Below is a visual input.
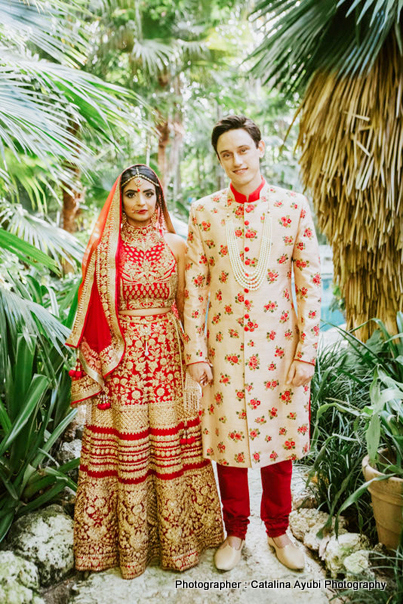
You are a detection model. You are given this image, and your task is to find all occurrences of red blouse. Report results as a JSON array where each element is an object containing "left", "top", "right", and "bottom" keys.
[{"left": 118, "top": 220, "right": 177, "bottom": 311}]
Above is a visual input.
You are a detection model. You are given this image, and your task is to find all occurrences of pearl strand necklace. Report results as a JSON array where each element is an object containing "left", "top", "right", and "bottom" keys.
[{"left": 225, "top": 208, "right": 273, "bottom": 291}]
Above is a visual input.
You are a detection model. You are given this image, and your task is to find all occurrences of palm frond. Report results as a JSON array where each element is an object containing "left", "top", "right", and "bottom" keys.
[
  {"left": 0, "top": 229, "right": 58, "bottom": 272},
  {"left": 0, "top": 0, "right": 149, "bottom": 189},
  {"left": 177, "top": 39, "right": 211, "bottom": 62},
  {"left": 0, "top": 48, "right": 148, "bottom": 184},
  {"left": 0, "top": 151, "right": 68, "bottom": 212},
  {"left": 0, "top": 287, "right": 70, "bottom": 361},
  {"left": 47, "top": 63, "right": 147, "bottom": 133},
  {"left": 0, "top": 57, "right": 90, "bottom": 169},
  {"left": 250, "top": 0, "right": 402, "bottom": 96},
  {"left": 130, "top": 39, "right": 173, "bottom": 75},
  {"left": 0, "top": 0, "right": 89, "bottom": 66},
  {"left": 0, "top": 204, "right": 84, "bottom": 266}
]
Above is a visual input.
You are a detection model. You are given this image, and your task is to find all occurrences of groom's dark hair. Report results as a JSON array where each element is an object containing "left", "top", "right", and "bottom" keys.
[{"left": 211, "top": 115, "right": 262, "bottom": 155}]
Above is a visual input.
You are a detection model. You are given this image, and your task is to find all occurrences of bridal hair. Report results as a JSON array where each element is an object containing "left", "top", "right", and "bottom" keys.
[
  {"left": 211, "top": 115, "right": 262, "bottom": 155},
  {"left": 122, "top": 165, "right": 159, "bottom": 190}
]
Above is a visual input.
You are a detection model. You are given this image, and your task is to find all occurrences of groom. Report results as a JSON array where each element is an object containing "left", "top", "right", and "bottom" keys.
[{"left": 183, "top": 115, "right": 321, "bottom": 571}]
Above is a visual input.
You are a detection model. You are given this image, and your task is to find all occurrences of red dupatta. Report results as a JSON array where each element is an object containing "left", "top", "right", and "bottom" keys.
[{"left": 66, "top": 165, "right": 174, "bottom": 405}]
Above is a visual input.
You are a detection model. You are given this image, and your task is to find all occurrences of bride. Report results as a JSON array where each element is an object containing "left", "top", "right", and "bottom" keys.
[{"left": 67, "top": 164, "right": 223, "bottom": 579}]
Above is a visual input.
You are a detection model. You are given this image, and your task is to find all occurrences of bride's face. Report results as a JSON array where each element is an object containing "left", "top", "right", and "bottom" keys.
[{"left": 122, "top": 177, "right": 157, "bottom": 227}]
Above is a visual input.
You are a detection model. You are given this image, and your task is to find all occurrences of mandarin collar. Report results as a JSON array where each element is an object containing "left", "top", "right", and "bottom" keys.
[{"left": 230, "top": 177, "right": 265, "bottom": 204}]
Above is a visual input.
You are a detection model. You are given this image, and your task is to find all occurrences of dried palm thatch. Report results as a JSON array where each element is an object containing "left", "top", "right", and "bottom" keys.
[
  {"left": 250, "top": 0, "right": 403, "bottom": 340},
  {"left": 297, "top": 34, "right": 403, "bottom": 339}
]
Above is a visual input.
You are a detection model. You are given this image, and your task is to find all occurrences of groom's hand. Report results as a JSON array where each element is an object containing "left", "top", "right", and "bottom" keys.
[
  {"left": 187, "top": 362, "right": 213, "bottom": 387},
  {"left": 286, "top": 360, "right": 314, "bottom": 387}
]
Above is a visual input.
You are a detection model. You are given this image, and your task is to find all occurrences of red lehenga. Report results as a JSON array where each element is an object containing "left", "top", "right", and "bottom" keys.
[{"left": 67, "top": 172, "right": 223, "bottom": 579}]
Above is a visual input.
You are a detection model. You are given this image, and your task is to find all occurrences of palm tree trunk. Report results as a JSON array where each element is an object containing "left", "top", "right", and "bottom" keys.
[
  {"left": 61, "top": 168, "right": 83, "bottom": 234},
  {"left": 61, "top": 122, "right": 83, "bottom": 235},
  {"left": 157, "top": 118, "right": 170, "bottom": 189},
  {"left": 170, "top": 77, "right": 184, "bottom": 200}
]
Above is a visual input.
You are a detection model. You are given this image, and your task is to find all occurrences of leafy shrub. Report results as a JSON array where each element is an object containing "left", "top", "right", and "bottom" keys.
[
  {"left": 0, "top": 234, "right": 81, "bottom": 541},
  {"left": 0, "top": 332, "right": 78, "bottom": 542},
  {"left": 308, "top": 341, "right": 376, "bottom": 540},
  {"left": 308, "top": 315, "right": 403, "bottom": 542}
]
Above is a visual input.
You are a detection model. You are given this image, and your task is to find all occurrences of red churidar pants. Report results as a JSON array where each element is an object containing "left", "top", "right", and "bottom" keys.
[{"left": 216, "top": 461, "right": 292, "bottom": 539}]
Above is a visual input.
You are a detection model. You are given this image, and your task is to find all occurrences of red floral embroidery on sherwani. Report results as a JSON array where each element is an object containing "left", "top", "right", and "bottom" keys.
[
  {"left": 184, "top": 181, "right": 321, "bottom": 468},
  {"left": 73, "top": 218, "right": 223, "bottom": 579}
]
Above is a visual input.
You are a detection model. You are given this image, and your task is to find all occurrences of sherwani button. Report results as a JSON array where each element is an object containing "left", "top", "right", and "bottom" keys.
[
  {"left": 245, "top": 314, "right": 249, "bottom": 319},
  {"left": 244, "top": 220, "right": 250, "bottom": 226},
  {"left": 244, "top": 288, "right": 249, "bottom": 293},
  {"left": 244, "top": 247, "right": 250, "bottom": 252}
]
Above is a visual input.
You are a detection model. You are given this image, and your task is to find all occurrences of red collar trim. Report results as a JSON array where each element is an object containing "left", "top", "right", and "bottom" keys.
[{"left": 230, "top": 177, "right": 265, "bottom": 204}]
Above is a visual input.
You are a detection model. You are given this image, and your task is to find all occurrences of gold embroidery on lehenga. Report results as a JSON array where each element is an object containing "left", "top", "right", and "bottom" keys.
[{"left": 74, "top": 217, "right": 224, "bottom": 579}]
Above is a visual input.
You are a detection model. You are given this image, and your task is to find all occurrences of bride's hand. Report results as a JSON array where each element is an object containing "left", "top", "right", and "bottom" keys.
[{"left": 187, "top": 362, "right": 213, "bottom": 387}]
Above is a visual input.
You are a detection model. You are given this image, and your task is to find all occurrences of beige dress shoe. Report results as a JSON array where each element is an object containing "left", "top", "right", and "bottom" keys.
[
  {"left": 267, "top": 536, "right": 305, "bottom": 571},
  {"left": 214, "top": 539, "right": 245, "bottom": 571}
]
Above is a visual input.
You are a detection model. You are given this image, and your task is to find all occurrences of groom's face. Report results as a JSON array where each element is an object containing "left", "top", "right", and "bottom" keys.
[{"left": 216, "top": 128, "right": 265, "bottom": 190}]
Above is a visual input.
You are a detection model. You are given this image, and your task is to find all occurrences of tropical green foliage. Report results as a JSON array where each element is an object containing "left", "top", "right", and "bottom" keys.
[
  {"left": 0, "top": 330, "right": 77, "bottom": 542},
  {"left": 0, "top": 0, "right": 147, "bottom": 205},
  {"left": 0, "top": 203, "right": 84, "bottom": 265},
  {"left": 309, "top": 341, "right": 375, "bottom": 539},
  {"left": 366, "top": 369, "right": 403, "bottom": 474},
  {"left": 250, "top": 0, "right": 403, "bottom": 96},
  {"left": 331, "top": 314, "right": 403, "bottom": 475},
  {"left": 308, "top": 313, "right": 403, "bottom": 541},
  {"left": 0, "top": 209, "right": 82, "bottom": 373}
]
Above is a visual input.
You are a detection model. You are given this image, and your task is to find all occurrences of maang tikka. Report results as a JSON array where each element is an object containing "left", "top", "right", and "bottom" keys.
[{"left": 123, "top": 166, "right": 161, "bottom": 190}]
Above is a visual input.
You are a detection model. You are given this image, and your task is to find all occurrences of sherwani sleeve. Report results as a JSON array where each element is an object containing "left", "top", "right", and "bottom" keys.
[
  {"left": 292, "top": 196, "right": 321, "bottom": 365},
  {"left": 183, "top": 205, "right": 210, "bottom": 364}
]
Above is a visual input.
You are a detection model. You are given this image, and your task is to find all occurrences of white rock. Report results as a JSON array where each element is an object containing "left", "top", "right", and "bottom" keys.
[
  {"left": 343, "top": 550, "right": 375, "bottom": 580},
  {"left": 6, "top": 504, "right": 74, "bottom": 587},
  {"left": 289, "top": 508, "right": 330, "bottom": 542},
  {"left": 289, "top": 508, "right": 348, "bottom": 555},
  {"left": 0, "top": 551, "right": 45, "bottom": 604},
  {"left": 56, "top": 439, "right": 82, "bottom": 465},
  {"left": 324, "top": 533, "right": 371, "bottom": 578},
  {"left": 291, "top": 465, "right": 318, "bottom": 510}
]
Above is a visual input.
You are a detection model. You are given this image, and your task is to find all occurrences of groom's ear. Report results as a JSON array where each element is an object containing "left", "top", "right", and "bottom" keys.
[{"left": 258, "top": 140, "right": 265, "bottom": 157}]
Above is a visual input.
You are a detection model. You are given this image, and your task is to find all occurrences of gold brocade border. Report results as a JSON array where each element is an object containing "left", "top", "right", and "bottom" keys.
[
  {"left": 97, "top": 181, "right": 125, "bottom": 372},
  {"left": 71, "top": 372, "right": 101, "bottom": 404},
  {"left": 79, "top": 350, "right": 104, "bottom": 387},
  {"left": 68, "top": 175, "right": 125, "bottom": 404},
  {"left": 66, "top": 253, "right": 96, "bottom": 348}
]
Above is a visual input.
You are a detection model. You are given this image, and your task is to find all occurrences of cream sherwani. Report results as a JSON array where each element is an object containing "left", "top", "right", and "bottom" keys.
[{"left": 184, "top": 181, "right": 321, "bottom": 468}]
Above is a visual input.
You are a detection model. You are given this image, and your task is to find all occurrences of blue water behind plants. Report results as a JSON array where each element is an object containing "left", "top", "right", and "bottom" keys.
[{"left": 320, "top": 276, "right": 345, "bottom": 331}]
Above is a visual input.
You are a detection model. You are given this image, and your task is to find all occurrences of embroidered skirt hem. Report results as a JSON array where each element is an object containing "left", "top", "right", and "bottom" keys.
[{"left": 73, "top": 314, "right": 223, "bottom": 579}]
